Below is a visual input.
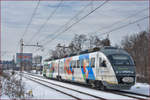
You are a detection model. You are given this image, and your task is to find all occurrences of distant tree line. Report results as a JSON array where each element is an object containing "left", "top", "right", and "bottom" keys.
[
  {"left": 121, "top": 31, "right": 149, "bottom": 83},
  {"left": 48, "top": 31, "right": 149, "bottom": 83},
  {"left": 50, "top": 34, "right": 110, "bottom": 59}
]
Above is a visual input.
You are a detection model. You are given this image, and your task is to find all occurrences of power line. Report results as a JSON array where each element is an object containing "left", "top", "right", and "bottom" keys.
[
  {"left": 37, "top": 1, "right": 93, "bottom": 44},
  {"left": 33, "top": 1, "right": 148, "bottom": 59},
  {"left": 21, "top": 0, "right": 40, "bottom": 38},
  {"left": 89, "top": 7, "right": 149, "bottom": 36},
  {"left": 42, "top": 0, "right": 109, "bottom": 47},
  {"left": 32, "top": 1, "right": 93, "bottom": 54},
  {"left": 42, "top": 15, "right": 148, "bottom": 58},
  {"left": 42, "top": 0, "right": 109, "bottom": 57},
  {"left": 26, "top": 0, "right": 63, "bottom": 45},
  {"left": 25, "top": 7, "right": 149, "bottom": 54},
  {"left": 97, "top": 16, "right": 149, "bottom": 37}
]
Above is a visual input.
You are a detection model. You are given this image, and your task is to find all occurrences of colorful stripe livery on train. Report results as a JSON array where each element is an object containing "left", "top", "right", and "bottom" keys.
[{"left": 43, "top": 46, "right": 136, "bottom": 90}]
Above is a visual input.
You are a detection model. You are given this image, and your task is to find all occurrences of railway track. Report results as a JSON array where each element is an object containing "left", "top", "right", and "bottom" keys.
[
  {"left": 23, "top": 74, "right": 106, "bottom": 100},
  {"left": 23, "top": 72, "right": 149, "bottom": 99},
  {"left": 110, "top": 90, "right": 149, "bottom": 99}
]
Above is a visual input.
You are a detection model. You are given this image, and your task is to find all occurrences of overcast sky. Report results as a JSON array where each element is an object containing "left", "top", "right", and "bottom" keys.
[{"left": 1, "top": 0, "right": 149, "bottom": 60}]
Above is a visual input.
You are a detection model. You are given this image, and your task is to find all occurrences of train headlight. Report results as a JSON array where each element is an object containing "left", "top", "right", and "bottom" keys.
[
  {"left": 122, "top": 77, "right": 134, "bottom": 83},
  {"left": 116, "top": 71, "right": 119, "bottom": 74}
]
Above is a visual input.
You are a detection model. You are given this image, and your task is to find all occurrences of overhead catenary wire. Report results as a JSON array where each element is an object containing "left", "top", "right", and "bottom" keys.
[
  {"left": 23, "top": 6, "right": 149, "bottom": 55},
  {"left": 26, "top": 0, "right": 63, "bottom": 45},
  {"left": 42, "top": 15, "right": 149, "bottom": 59},
  {"left": 41, "top": 0, "right": 109, "bottom": 57},
  {"left": 36, "top": 1, "right": 93, "bottom": 44},
  {"left": 33, "top": 1, "right": 102, "bottom": 53},
  {"left": 21, "top": 0, "right": 41, "bottom": 38},
  {"left": 32, "top": 1, "right": 93, "bottom": 54},
  {"left": 41, "top": 0, "right": 109, "bottom": 47},
  {"left": 29, "top": 7, "right": 149, "bottom": 53},
  {"left": 96, "top": 16, "right": 149, "bottom": 37},
  {"left": 88, "top": 7, "right": 149, "bottom": 36}
]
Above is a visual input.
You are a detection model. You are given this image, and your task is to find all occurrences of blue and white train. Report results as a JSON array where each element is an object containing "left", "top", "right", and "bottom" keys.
[{"left": 43, "top": 46, "right": 136, "bottom": 90}]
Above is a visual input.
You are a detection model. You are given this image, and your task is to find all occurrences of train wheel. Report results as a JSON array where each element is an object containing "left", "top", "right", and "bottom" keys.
[
  {"left": 59, "top": 76, "right": 62, "bottom": 81},
  {"left": 98, "top": 82, "right": 106, "bottom": 91},
  {"left": 95, "top": 81, "right": 100, "bottom": 88},
  {"left": 100, "top": 83, "right": 107, "bottom": 91}
]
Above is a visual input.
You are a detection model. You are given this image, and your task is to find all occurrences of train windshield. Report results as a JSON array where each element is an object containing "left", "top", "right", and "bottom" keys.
[{"left": 107, "top": 54, "right": 134, "bottom": 66}]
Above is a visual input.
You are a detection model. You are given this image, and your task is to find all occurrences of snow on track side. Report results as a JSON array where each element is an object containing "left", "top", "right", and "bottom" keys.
[
  {"left": 111, "top": 91, "right": 149, "bottom": 99},
  {"left": 24, "top": 73, "right": 135, "bottom": 99},
  {"left": 26, "top": 72, "right": 150, "bottom": 99},
  {"left": 23, "top": 77, "right": 74, "bottom": 99},
  {"left": 24, "top": 75, "right": 105, "bottom": 100}
]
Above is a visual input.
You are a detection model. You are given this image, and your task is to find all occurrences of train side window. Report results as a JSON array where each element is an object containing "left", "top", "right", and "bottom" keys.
[
  {"left": 81, "top": 60, "right": 84, "bottom": 68},
  {"left": 72, "top": 61, "right": 74, "bottom": 68},
  {"left": 77, "top": 60, "right": 80, "bottom": 68},
  {"left": 73, "top": 61, "right": 76, "bottom": 68},
  {"left": 91, "top": 58, "right": 95, "bottom": 68},
  {"left": 87, "top": 59, "right": 89, "bottom": 66},
  {"left": 70, "top": 61, "right": 73, "bottom": 68},
  {"left": 99, "top": 58, "right": 102, "bottom": 67}
]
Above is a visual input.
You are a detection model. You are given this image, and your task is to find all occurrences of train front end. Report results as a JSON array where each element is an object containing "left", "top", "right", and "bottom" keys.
[{"left": 101, "top": 47, "right": 136, "bottom": 90}]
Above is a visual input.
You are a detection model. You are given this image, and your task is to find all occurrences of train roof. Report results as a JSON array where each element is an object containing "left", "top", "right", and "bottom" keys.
[
  {"left": 44, "top": 46, "right": 130, "bottom": 61},
  {"left": 100, "top": 46, "right": 129, "bottom": 56}
]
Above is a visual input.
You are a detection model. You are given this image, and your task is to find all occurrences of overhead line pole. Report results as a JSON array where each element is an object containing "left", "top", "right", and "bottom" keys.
[
  {"left": 19, "top": 38, "right": 23, "bottom": 98},
  {"left": 19, "top": 38, "right": 42, "bottom": 98}
]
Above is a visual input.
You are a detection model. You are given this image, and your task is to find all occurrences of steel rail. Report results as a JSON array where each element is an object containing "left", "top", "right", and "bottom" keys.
[
  {"left": 24, "top": 76, "right": 83, "bottom": 100},
  {"left": 24, "top": 72, "right": 149, "bottom": 99},
  {"left": 24, "top": 74, "right": 106, "bottom": 100}
]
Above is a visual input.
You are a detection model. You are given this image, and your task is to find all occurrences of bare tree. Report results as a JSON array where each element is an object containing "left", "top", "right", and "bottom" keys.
[
  {"left": 121, "top": 31, "right": 149, "bottom": 83},
  {"left": 50, "top": 34, "right": 112, "bottom": 59},
  {"left": 0, "top": 71, "right": 25, "bottom": 99}
]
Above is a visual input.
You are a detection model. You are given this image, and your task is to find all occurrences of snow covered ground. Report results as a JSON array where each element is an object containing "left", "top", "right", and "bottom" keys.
[
  {"left": 124, "top": 83, "right": 150, "bottom": 96},
  {"left": 1, "top": 71, "right": 149, "bottom": 99},
  {"left": 24, "top": 74, "right": 143, "bottom": 99},
  {"left": 0, "top": 95, "right": 9, "bottom": 99},
  {"left": 23, "top": 77, "right": 74, "bottom": 99},
  {"left": 28, "top": 72, "right": 150, "bottom": 96},
  {"left": 24, "top": 72, "right": 150, "bottom": 99}
]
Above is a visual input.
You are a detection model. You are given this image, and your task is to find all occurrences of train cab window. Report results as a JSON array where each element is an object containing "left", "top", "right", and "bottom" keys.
[
  {"left": 91, "top": 58, "right": 95, "bottom": 68},
  {"left": 101, "top": 60, "right": 107, "bottom": 67}
]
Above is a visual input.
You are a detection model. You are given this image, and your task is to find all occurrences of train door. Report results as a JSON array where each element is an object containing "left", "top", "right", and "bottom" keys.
[
  {"left": 96, "top": 52, "right": 109, "bottom": 81},
  {"left": 59, "top": 59, "right": 65, "bottom": 80}
]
